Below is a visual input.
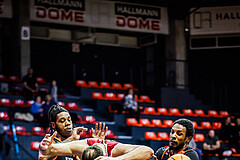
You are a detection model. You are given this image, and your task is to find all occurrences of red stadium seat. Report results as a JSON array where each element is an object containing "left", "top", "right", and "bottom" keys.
[
  {"left": 183, "top": 109, "right": 194, "bottom": 116},
  {"left": 143, "top": 107, "right": 157, "bottom": 115},
  {"left": 31, "top": 141, "right": 40, "bottom": 151},
  {"left": 58, "top": 101, "right": 66, "bottom": 108},
  {"left": 15, "top": 126, "right": 31, "bottom": 135},
  {"left": 157, "top": 108, "right": 168, "bottom": 115},
  {"left": 158, "top": 132, "right": 169, "bottom": 141},
  {"left": 212, "top": 122, "right": 222, "bottom": 129},
  {"left": 194, "top": 109, "right": 206, "bottom": 117},
  {"left": 139, "top": 118, "right": 154, "bottom": 127},
  {"left": 0, "top": 98, "right": 12, "bottom": 107},
  {"left": 104, "top": 93, "right": 117, "bottom": 100},
  {"left": 99, "top": 82, "right": 111, "bottom": 89},
  {"left": 123, "top": 83, "right": 134, "bottom": 90},
  {"left": 169, "top": 108, "right": 182, "bottom": 116},
  {"left": 66, "top": 102, "right": 82, "bottom": 111},
  {"left": 36, "top": 77, "right": 47, "bottom": 84},
  {"left": 75, "top": 115, "right": 85, "bottom": 124},
  {"left": 92, "top": 92, "right": 104, "bottom": 100},
  {"left": 0, "top": 74, "right": 7, "bottom": 81},
  {"left": 163, "top": 120, "right": 173, "bottom": 128},
  {"left": 126, "top": 118, "right": 142, "bottom": 126},
  {"left": 134, "top": 95, "right": 143, "bottom": 103},
  {"left": 140, "top": 95, "right": 155, "bottom": 103},
  {"left": 208, "top": 110, "right": 219, "bottom": 117},
  {"left": 219, "top": 111, "right": 229, "bottom": 117},
  {"left": 12, "top": 99, "right": 26, "bottom": 107},
  {"left": 116, "top": 93, "right": 125, "bottom": 101},
  {"left": 26, "top": 100, "right": 34, "bottom": 107},
  {"left": 32, "top": 127, "right": 46, "bottom": 136},
  {"left": 111, "top": 83, "right": 123, "bottom": 90},
  {"left": 151, "top": 119, "right": 162, "bottom": 127},
  {"left": 194, "top": 133, "right": 205, "bottom": 142},
  {"left": 105, "top": 130, "right": 118, "bottom": 139},
  {"left": 145, "top": 131, "right": 160, "bottom": 140},
  {"left": 201, "top": 121, "right": 212, "bottom": 129},
  {"left": 0, "top": 112, "right": 9, "bottom": 120},
  {"left": 84, "top": 115, "right": 96, "bottom": 124},
  {"left": 8, "top": 75, "right": 21, "bottom": 83},
  {"left": 76, "top": 80, "right": 88, "bottom": 87},
  {"left": 192, "top": 121, "right": 200, "bottom": 129},
  {"left": 88, "top": 81, "right": 99, "bottom": 88}
]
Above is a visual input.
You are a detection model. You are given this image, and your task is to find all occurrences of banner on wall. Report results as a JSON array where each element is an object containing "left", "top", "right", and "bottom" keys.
[
  {"left": 0, "top": 0, "right": 12, "bottom": 18},
  {"left": 30, "top": 0, "right": 169, "bottom": 34},
  {"left": 190, "top": 6, "right": 240, "bottom": 35}
]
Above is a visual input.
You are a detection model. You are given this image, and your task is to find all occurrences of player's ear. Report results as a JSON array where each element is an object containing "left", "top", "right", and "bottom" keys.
[
  {"left": 51, "top": 122, "right": 56, "bottom": 129},
  {"left": 186, "top": 136, "right": 192, "bottom": 143}
]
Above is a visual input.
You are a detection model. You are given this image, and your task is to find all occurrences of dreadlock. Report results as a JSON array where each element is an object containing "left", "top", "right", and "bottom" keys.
[{"left": 48, "top": 104, "right": 68, "bottom": 135}]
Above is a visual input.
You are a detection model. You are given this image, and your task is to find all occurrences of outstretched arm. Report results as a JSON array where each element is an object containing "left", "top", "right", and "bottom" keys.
[
  {"left": 96, "top": 143, "right": 154, "bottom": 160},
  {"left": 39, "top": 131, "right": 87, "bottom": 159}
]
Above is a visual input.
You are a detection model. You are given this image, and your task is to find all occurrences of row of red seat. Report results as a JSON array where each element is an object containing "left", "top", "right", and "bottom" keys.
[
  {"left": 141, "top": 107, "right": 229, "bottom": 118},
  {"left": 145, "top": 131, "right": 205, "bottom": 142},
  {"left": 115, "top": 106, "right": 229, "bottom": 118},
  {"left": 92, "top": 92, "right": 156, "bottom": 103},
  {"left": 0, "top": 111, "right": 96, "bottom": 124},
  {"left": 0, "top": 74, "right": 49, "bottom": 85},
  {"left": 0, "top": 98, "right": 82, "bottom": 111},
  {"left": 76, "top": 80, "right": 138, "bottom": 91},
  {"left": 126, "top": 118, "right": 222, "bottom": 130},
  {"left": 3, "top": 124, "right": 117, "bottom": 140}
]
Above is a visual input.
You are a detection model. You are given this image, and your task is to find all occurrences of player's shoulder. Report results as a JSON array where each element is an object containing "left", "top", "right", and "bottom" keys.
[
  {"left": 154, "top": 146, "right": 168, "bottom": 157},
  {"left": 184, "top": 147, "right": 199, "bottom": 160}
]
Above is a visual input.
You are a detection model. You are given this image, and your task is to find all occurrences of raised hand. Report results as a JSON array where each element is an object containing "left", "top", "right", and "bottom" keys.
[
  {"left": 38, "top": 131, "right": 57, "bottom": 160},
  {"left": 71, "top": 126, "right": 88, "bottom": 141},
  {"left": 91, "top": 122, "right": 108, "bottom": 140}
]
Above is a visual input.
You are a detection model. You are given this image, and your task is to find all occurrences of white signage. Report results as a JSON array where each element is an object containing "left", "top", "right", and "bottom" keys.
[
  {"left": 0, "top": 0, "right": 12, "bottom": 18},
  {"left": 190, "top": 6, "right": 240, "bottom": 35},
  {"left": 21, "top": 26, "right": 30, "bottom": 40},
  {"left": 30, "top": 0, "right": 169, "bottom": 34}
]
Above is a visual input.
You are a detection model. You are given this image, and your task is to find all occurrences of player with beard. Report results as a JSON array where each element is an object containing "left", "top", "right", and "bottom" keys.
[
  {"left": 154, "top": 118, "right": 199, "bottom": 160},
  {"left": 39, "top": 104, "right": 108, "bottom": 160}
]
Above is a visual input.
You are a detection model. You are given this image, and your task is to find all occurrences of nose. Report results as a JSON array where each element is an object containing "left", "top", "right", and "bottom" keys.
[
  {"left": 65, "top": 120, "right": 71, "bottom": 126},
  {"left": 170, "top": 132, "right": 177, "bottom": 139}
]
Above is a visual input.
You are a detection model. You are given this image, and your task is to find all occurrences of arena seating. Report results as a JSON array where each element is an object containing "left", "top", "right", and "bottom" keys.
[{"left": 1, "top": 76, "right": 238, "bottom": 160}]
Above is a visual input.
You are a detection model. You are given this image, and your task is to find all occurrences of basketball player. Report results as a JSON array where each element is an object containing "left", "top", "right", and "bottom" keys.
[
  {"left": 39, "top": 104, "right": 108, "bottom": 160},
  {"left": 154, "top": 118, "right": 199, "bottom": 160},
  {"left": 39, "top": 129, "right": 154, "bottom": 160}
]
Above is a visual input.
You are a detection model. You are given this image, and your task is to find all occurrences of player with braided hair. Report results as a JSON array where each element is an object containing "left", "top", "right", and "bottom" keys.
[{"left": 39, "top": 104, "right": 108, "bottom": 160}]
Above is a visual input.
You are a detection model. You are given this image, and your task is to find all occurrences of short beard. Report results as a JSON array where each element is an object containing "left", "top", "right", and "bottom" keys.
[{"left": 169, "top": 142, "right": 185, "bottom": 151}]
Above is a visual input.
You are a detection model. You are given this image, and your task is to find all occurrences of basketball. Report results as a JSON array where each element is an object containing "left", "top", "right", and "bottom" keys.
[{"left": 167, "top": 154, "right": 191, "bottom": 160}]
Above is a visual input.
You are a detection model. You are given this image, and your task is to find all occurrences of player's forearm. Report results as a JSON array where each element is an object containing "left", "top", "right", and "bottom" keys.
[
  {"left": 48, "top": 143, "right": 73, "bottom": 156},
  {"left": 116, "top": 146, "right": 154, "bottom": 160}
]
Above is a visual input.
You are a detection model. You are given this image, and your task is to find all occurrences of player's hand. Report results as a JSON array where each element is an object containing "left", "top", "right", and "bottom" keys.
[
  {"left": 152, "top": 155, "right": 157, "bottom": 160},
  {"left": 38, "top": 132, "right": 57, "bottom": 160},
  {"left": 39, "top": 131, "right": 57, "bottom": 152},
  {"left": 71, "top": 126, "right": 88, "bottom": 140},
  {"left": 91, "top": 122, "right": 108, "bottom": 140}
]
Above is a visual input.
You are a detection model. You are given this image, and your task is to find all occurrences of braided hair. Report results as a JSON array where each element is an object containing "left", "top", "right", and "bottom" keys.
[{"left": 48, "top": 104, "right": 68, "bottom": 135}]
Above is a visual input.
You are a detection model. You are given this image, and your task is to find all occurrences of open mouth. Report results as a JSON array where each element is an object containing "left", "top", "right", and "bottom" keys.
[{"left": 169, "top": 141, "right": 177, "bottom": 146}]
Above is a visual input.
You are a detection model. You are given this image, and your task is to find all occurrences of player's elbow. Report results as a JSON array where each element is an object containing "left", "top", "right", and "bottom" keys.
[{"left": 143, "top": 146, "right": 154, "bottom": 159}]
